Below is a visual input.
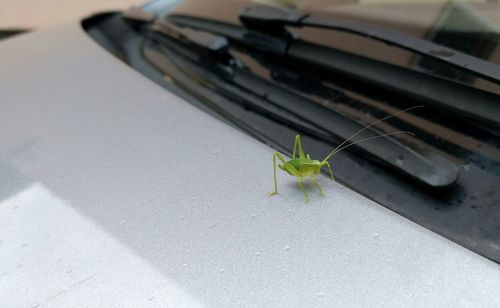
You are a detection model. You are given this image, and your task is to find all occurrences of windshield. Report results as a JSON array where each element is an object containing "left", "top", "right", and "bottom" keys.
[{"left": 168, "top": 0, "right": 500, "bottom": 93}]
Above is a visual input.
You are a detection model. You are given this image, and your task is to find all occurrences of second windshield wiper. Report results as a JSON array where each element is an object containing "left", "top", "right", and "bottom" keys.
[
  {"left": 239, "top": 5, "right": 500, "bottom": 85},
  {"left": 168, "top": 6, "right": 500, "bottom": 131}
]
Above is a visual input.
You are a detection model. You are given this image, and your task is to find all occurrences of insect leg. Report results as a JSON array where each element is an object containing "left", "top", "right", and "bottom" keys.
[
  {"left": 292, "top": 136, "right": 298, "bottom": 159},
  {"left": 297, "top": 135, "right": 306, "bottom": 159},
  {"left": 296, "top": 180, "right": 310, "bottom": 203},
  {"left": 293, "top": 135, "right": 306, "bottom": 159},
  {"left": 269, "top": 152, "right": 305, "bottom": 201},
  {"left": 268, "top": 152, "right": 280, "bottom": 197},
  {"left": 269, "top": 152, "right": 301, "bottom": 197},
  {"left": 274, "top": 152, "right": 301, "bottom": 177},
  {"left": 324, "top": 161, "right": 335, "bottom": 181},
  {"left": 310, "top": 175, "right": 325, "bottom": 197}
]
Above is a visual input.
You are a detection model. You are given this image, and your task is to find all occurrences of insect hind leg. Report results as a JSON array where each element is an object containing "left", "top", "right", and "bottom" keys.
[
  {"left": 292, "top": 135, "right": 306, "bottom": 159},
  {"left": 269, "top": 151, "right": 300, "bottom": 197}
]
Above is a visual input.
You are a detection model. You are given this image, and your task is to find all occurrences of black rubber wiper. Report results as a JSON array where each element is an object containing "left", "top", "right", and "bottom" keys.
[
  {"left": 240, "top": 5, "right": 500, "bottom": 85},
  {"left": 126, "top": 10, "right": 459, "bottom": 187},
  {"left": 168, "top": 9, "right": 500, "bottom": 131}
]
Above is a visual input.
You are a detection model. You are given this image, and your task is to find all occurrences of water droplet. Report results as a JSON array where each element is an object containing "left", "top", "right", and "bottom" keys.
[
  {"left": 219, "top": 268, "right": 226, "bottom": 274},
  {"left": 250, "top": 214, "right": 256, "bottom": 219},
  {"left": 346, "top": 251, "right": 351, "bottom": 256},
  {"left": 317, "top": 292, "right": 324, "bottom": 298},
  {"left": 21, "top": 242, "right": 29, "bottom": 248},
  {"left": 56, "top": 258, "right": 63, "bottom": 263},
  {"left": 66, "top": 267, "right": 73, "bottom": 273},
  {"left": 119, "top": 219, "right": 127, "bottom": 225},
  {"left": 183, "top": 263, "right": 188, "bottom": 268},
  {"left": 373, "top": 233, "right": 379, "bottom": 239},
  {"left": 179, "top": 215, "right": 184, "bottom": 220},
  {"left": 284, "top": 245, "right": 291, "bottom": 251},
  {"left": 191, "top": 197, "right": 197, "bottom": 201},
  {"left": 254, "top": 252, "right": 261, "bottom": 256},
  {"left": 148, "top": 296, "right": 156, "bottom": 301},
  {"left": 207, "top": 223, "right": 218, "bottom": 229}
]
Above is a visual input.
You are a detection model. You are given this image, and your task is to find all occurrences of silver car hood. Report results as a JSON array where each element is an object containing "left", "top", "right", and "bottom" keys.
[{"left": 0, "top": 23, "right": 499, "bottom": 307}]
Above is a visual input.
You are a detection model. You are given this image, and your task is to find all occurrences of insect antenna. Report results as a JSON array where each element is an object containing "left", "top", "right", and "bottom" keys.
[
  {"left": 323, "top": 131, "right": 414, "bottom": 161},
  {"left": 322, "top": 105, "right": 423, "bottom": 162}
]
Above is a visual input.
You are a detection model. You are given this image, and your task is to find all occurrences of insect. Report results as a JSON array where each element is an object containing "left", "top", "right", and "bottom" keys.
[{"left": 268, "top": 106, "right": 420, "bottom": 203}]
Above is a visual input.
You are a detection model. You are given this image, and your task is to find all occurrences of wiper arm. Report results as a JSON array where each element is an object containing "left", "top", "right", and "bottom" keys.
[
  {"left": 240, "top": 5, "right": 500, "bottom": 85},
  {"left": 168, "top": 11, "right": 500, "bottom": 131},
  {"left": 127, "top": 10, "right": 459, "bottom": 187}
]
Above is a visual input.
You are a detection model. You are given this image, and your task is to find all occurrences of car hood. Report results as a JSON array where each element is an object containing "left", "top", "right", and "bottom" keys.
[{"left": 0, "top": 22, "right": 499, "bottom": 307}]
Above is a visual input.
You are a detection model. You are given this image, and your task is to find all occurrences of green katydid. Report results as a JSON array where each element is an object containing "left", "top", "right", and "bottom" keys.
[{"left": 268, "top": 106, "right": 421, "bottom": 203}]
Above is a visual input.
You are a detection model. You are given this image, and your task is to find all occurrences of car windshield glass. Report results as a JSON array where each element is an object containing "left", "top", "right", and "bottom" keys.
[{"left": 167, "top": 0, "right": 500, "bottom": 93}]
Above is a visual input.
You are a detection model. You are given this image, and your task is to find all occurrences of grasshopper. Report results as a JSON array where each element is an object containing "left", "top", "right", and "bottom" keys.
[{"left": 268, "top": 106, "right": 420, "bottom": 202}]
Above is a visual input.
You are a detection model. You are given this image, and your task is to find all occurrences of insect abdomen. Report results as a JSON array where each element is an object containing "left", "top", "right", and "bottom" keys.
[{"left": 283, "top": 159, "right": 321, "bottom": 176}]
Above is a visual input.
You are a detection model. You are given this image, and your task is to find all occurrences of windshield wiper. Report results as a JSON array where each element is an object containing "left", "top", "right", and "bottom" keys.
[
  {"left": 239, "top": 5, "right": 500, "bottom": 85},
  {"left": 168, "top": 8, "right": 500, "bottom": 132},
  {"left": 126, "top": 10, "right": 459, "bottom": 187}
]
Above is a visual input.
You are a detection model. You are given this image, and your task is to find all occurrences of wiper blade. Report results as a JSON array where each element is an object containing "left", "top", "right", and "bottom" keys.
[
  {"left": 231, "top": 70, "right": 459, "bottom": 187},
  {"left": 240, "top": 5, "right": 500, "bottom": 85},
  {"left": 288, "top": 41, "right": 500, "bottom": 131},
  {"left": 134, "top": 13, "right": 459, "bottom": 187},
  {"left": 168, "top": 12, "right": 500, "bottom": 131}
]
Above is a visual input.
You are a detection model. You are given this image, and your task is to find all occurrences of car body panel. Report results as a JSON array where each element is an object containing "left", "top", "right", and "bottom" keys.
[{"left": 0, "top": 22, "right": 499, "bottom": 307}]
